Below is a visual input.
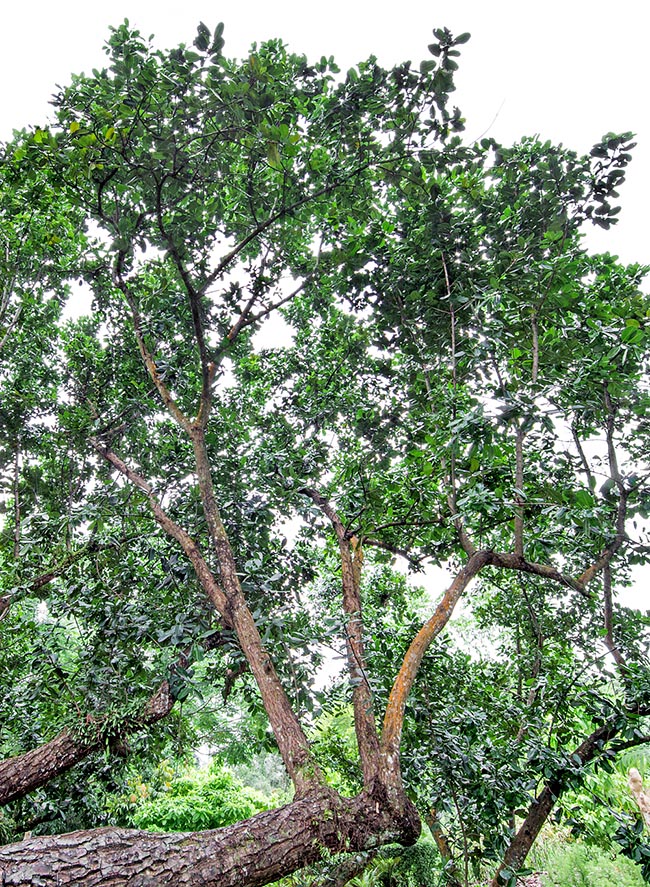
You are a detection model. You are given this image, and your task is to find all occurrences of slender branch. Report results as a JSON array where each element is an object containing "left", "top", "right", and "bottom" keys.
[
  {"left": 514, "top": 425, "right": 525, "bottom": 559},
  {"left": 571, "top": 425, "right": 595, "bottom": 491},
  {"left": 89, "top": 439, "right": 229, "bottom": 618},
  {"left": 362, "top": 537, "right": 424, "bottom": 570},
  {"left": 531, "top": 311, "right": 539, "bottom": 384},
  {"left": 381, "top": 549, "right": 493, "bottom": 755},
  {"left": 440, "top": 253, "right": 476, "bottom": 557},
  {"left": 0, "top": 302, "right": 23, "bottom": 353},
  {"left": 441, "top": 458, "right": 476, "bottom": 557},
  {"left": 611, "top": 734, "right": 650, "bottom": 753},
  {"left": 515, "top": 581, "right": 544, "bottom": 743},
  {"left": 577, "top": 390, "right": 628, "bottom": 587},
  {"left": 300, "top": 486, "right": 381, "bottom": 782},
  {"left": 490, "top": 551, "right": 588, "bottom": 595},
  {"left": 225, "top": 277, "right": 308, "bottom": 345},
  {"left": 0, "top": 538, "right": 138, "bottom": 625},
  {"left": 12, "top": 438, "right": 21, "bottom": 560},
  {"left": 603, "top": 563, "right": 626, "bottom": 669},
  {"left": 114, "top": 258, "right": 191, "bottom": 432},
  {"left": 201, "top": 162, "right": 376, "bottom": 296},
  {"left": 154, "top": 175, "right": 211, "bottom": 409}
]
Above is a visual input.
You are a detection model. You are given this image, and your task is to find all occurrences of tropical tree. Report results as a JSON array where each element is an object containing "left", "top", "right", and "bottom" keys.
[{"left": 0, "top": 19, "right": 648, "bottom": 887}]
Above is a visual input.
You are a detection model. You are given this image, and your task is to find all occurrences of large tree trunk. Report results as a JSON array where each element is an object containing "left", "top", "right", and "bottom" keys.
[
  {"left": 0, "top": 785, "right": 420, "bottom": 887},
  {"left": 0, "top": 682, "right": 173, "bottom": 807}
]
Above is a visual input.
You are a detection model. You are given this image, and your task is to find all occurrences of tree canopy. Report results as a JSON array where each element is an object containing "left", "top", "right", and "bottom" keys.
[{"left": 0, "top": 20, "right": 649, "bottom": 887}]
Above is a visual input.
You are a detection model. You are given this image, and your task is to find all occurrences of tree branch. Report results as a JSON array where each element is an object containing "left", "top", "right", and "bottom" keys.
[
  {"left": 153, "top": 175, "right": 212, "bottom": 414},
  {"left": 381, "top": 549, "right": 493, "bottom": 755},
  {"left": 299, "top": 486, "right": 380, "bottom": 783},
  {"left": 576, "top": 390, "right": 629, "bottom": 588},
  {"left": 114, "top": 254, "right": 191, "bottom": 432},
  {"left": 0, "top": 679, "right": 175, "bottom": 807},
  {"left": 89, "top": 439, "right": 230, "bottom": 618},
  {"left": 514, "top": 425, "right": 525, "bottom": 559}
]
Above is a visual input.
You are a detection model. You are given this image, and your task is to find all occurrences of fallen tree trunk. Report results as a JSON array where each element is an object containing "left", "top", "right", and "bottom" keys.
[{"left": 0, "top": 786, "right": 419, "bottom": 887}]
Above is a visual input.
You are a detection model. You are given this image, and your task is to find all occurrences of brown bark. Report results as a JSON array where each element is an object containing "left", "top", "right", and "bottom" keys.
[
  {"left": 189, "top": 427, "right": 319, "bottom": 795},
  {"left": 0, "top": 682, "right": 173, "bottom": 807},
  {"left": 299, "top": 487, "right": 380, "bottom": 783},
  {"left": 382, "top": 550, "right": 493, "bottom": 755},
  {"left": 514, "top": 425, "right": 525, "bottom": 559},
  {"left": 0, "top": 786, "right": 419, "bottom": 887},
  {"left": 12, "top": 440, "right": 21, "bottom": 560}
]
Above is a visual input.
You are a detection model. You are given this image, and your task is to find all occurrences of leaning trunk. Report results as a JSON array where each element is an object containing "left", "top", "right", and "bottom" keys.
[
  {"left": 0, "top": 786, "right": 420, "bottom": 887},
  {"left": 0, "top": 682, "right": 173, "bottom": 807},
  {"left": 491, "top": 722, "right": 617, "bottom": 885}
]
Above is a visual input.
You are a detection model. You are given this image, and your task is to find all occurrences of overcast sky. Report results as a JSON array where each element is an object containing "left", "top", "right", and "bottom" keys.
[{"left": 1, "top": 0, "right": 647, "bottom": 265}]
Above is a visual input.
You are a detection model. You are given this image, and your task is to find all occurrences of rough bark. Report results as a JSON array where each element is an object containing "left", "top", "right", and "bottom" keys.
[
  {"left": 190, "top": 427, "right": 318, "bottom": 795},
  {"left": 0, "top": 681, "right": 173, "bottom": 807},
  {"left": 299, "top": 487, "right": 381, "bottom": 783},
  {"left": 0, "top": 787, "right": 419, "bottom": 887}
]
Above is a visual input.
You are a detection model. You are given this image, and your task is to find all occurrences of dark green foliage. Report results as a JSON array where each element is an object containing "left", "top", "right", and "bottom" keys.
[{"left": 0, "top": 18, "right": 649, "bottom": 887}]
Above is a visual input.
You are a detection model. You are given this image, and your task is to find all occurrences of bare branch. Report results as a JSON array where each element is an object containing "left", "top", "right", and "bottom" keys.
[
  {"left": 153, "top": 175, "right": 212, "bottom": 410},
  {"left": 571, "top": 425, "right": 596, "bottom": 491},
  {"left": 514, "top": 425, "right": 525, "bottom": 559},
  {"left": 531, "top": 311, "right": 539, "bottom": 384},
  {"left": 89, "top": 439, "right": 229, "bottom": 618},
  {"left": 603, "top": 563, "right": 627, "bottom": 669},
  {"left": 224, "top": 277, "right": 308, "bottom": 349},
  {"left": 382, "top": 549, "right": 493, "bottom": 755},
  {"left": 362, "top": 537, "right": 424, "bottom": 570},
  {"left": 577, "top": 389, "right": 629, "bottom": 587}
]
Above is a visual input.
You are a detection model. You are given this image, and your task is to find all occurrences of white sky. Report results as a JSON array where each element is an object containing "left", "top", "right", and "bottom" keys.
[{"left": 1, "top": 0, "right": 647, "bottom": 265}]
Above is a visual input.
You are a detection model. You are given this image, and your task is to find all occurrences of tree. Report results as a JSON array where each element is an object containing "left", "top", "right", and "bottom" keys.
[{"left": 0, "top": 20, "right": 648, "bottom": 886}]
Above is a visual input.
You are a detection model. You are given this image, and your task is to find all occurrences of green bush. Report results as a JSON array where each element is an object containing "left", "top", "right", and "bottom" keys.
[
  {"left": 127, "top": 762, "right": 268, "bottom": 832},
  {"left": 346, "top": 839, "right": 441, "bottom": 887},
  {"left": 539, "top": 841, "right": 646, "bottom": 887}
]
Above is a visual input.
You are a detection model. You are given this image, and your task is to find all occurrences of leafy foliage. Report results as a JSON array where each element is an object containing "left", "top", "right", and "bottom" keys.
[
  {"left": 116, "top": 761, "right": 268, "bottom": 832},
  {"left": 0, "top": 17, "right": 649, "bottom": 887}
]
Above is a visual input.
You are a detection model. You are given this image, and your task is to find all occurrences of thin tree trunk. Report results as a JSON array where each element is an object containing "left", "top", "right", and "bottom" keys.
[
  {"left": 299, "top": 487, "right": 381, "bottom": 783},
  {"left": 12, "top": 439, "right": 21, "bottom": 560},
  {"left": 490, "top": 723, "right": 615, "bottom": 885},
  {"left": 190, "top": 426, "right": 319, "bottom": 795},
  {"left": 0, "top": 786, "right": 419, "bottom": 887}
]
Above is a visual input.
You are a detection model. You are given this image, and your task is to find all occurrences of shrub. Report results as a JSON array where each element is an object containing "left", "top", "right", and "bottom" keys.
[
  {"left": 128, "top": 762, "right": 268, "bottom": 832},
  {"left": 539, "top": 840, "right": 645, "bottom": 887}
]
